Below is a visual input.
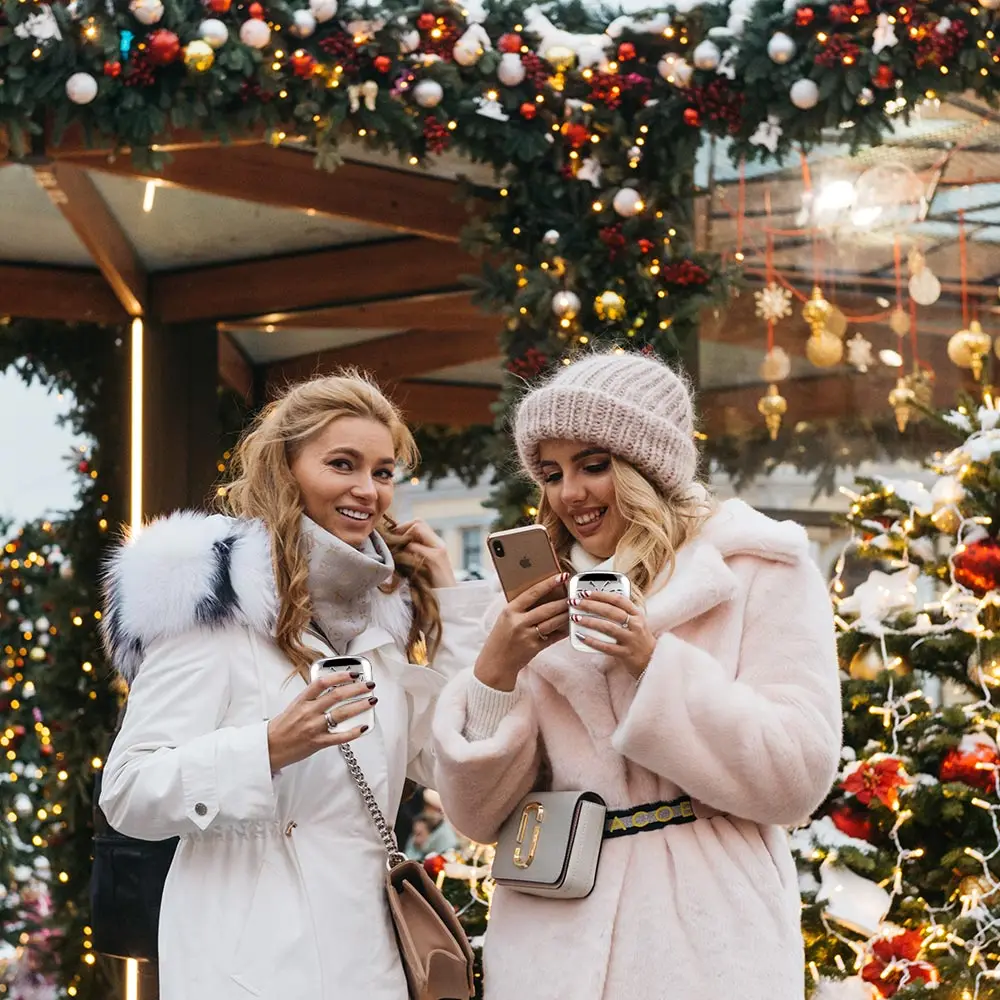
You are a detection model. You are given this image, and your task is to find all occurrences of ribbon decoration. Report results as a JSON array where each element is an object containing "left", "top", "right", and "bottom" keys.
[{"left": 348, "top": 80, "right": 379, "bottom": 113}]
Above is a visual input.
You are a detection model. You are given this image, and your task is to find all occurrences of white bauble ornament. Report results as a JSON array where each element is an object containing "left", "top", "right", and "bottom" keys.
[
  {"left": 290, "top": 10, "right": 316, "bottom": 37},
  {"left": 767, "top": 31, "right": 795, "bottom": 63},
  {"left": 790, "top": 78, "right": 819, "bottom": 109},
  {"left": 413, "top": 79, "right": 444, "bottom": 108},
  {"left": 308, "top": 0, "right": 337, "bottom": 22},
  {"left": 551, "top": 290, "right": 581, "bottom": 320},
  {"left": 6, "top": 599, "right": 19, "bottom": 611},
  {"left": 35, "top": 616, "right": 50, "bottom": 632},
  {"left": 542, "top": 229, "right": 560, "bottom": 245},
  {"left": 497, "top": 52, "right": 526, "bottom": 87},
  {"left": 400, "top": 28, "right": 420, "bottom": 53},
  {"left": 658, "top": 53, "right": 692, "bottom": 87},
  {"left": 65, "top": 71, "right": 98, "bottom": 105},
  {"left": 909, "top": 267, "right": 941, "bottom": 306},
  {"left": 612, "top": 188, "right": 644, "bottom": 217},
  {"left": 199, "top": 18, "right": 228, "bottom": 48},
  {"left": 453, "top": 39, "right": 481, "bottom": 66},
  {"left": 692, "top": 39, "right": 721, "bottom": 71},
  {"left": 129, "top": 0, "right": 163, "bottom": 24},
  {"left": 239, "top": 18, "right": 271, "bottom": 47}
]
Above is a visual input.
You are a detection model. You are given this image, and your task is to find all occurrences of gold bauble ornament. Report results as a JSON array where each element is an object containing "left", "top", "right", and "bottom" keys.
[
  {"left": 889, "top": 307, "right": 911, "bottom": 337},
  {"left": 757, "top": 383, "right": 787, "bottom": 441},
  {"left": 888, "top": 376, "right": 915, "bottom": 432},
  {"left": 826, "top": 305, "right": 848, "bottom": 339},
  {"left": 948, "top": 320, "right": 992, "bottom": 380},
  {"left": 958, "top": 873, "right": 996, "bottom": 904},
  {"left": 849, "top": 644, "right": 911, "bottom": 680},
  {"left": 759, "top": 346, "right": 791, "bottom": 383},
  {"left": 802, "top": 285, "right": 832, "bottom": 333},
  {"left": 806, "top": 329, "right": 843, "bottom": 367},
  {"left": 544, "top": 44, "right": 577, "bottom": 73},
  {"left": 930, "top": 506, "right": 961, "bottom": 534},
  {"left": 183, "top": 38, "right": 215, "bottom": 73},
  {"left": 593, "top": 290, "right": 626, "bottom": 322}
]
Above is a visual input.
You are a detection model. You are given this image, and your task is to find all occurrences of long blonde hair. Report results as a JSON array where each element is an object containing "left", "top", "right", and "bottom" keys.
[
  {"left": 220, "top": 371, "right": 441, "bottom": 678},
  {"left": 537, "top": 458, "right": 714, "bottom": 598}
]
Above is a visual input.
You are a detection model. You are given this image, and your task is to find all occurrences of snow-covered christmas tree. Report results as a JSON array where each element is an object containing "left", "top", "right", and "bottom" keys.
[{"left": 796, "top": 397, "right": 1000, "bottom": 999}]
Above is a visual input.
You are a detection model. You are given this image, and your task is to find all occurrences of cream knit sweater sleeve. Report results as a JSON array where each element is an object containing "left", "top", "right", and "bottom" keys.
[{"left": 463, "top": 675, "right": 521, "bottom": 741}]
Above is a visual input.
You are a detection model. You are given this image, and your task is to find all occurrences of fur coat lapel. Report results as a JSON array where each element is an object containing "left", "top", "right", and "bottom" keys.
[
  {"left": 100, "top": 510, "right": 412, "bottom": 683},
  {"left": 528, "top": 499, "right": 810, "bottom": 747}
]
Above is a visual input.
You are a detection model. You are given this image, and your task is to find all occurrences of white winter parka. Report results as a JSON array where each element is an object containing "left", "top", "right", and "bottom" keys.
[{"left": 98, "top": 512, "right": 491, "bottom": 1000}]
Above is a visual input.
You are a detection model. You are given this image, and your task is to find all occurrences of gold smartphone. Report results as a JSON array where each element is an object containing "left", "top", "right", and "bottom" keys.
[{"left": 487, "top": 525, "right": 566, "bottom": 607}]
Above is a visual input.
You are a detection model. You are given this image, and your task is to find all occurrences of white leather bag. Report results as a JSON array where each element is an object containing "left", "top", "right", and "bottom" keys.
[{"left": 492, "top": 791, "right": 607, "bottom": 900}]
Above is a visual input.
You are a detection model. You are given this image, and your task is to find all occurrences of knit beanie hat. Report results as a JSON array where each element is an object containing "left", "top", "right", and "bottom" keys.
[{"left": 513, "top": 351, "right": 698, "bottom": 497}]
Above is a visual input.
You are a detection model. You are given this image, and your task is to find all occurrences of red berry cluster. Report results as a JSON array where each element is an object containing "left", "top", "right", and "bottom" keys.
[
  {"left": 507, "top": 347, "right": 549, "bottom": 379},
  {"left": 419, "top": 17, "right": 460, "bottom": 61},
  {"left": 659, "top": 260, "right": 709, "bottom": 286},
  {"left": 916, "top": 18, "right": 968, "bottom": 67},
  {"left": 319, "top": 31, "right": 362, "bottom": 73},
  {"left": 423, "top": 116, "right": 451, "bottom": 153},
  {"left": 588, "top": 71, "right": 651, "bottom": 109},
  {"left": 123, "top": 50, "right": 157, "bottom": 87},
  {"left": 599, "top": 224, "right": 627, "bottom": 258},
  {"left": 828, "top": 4, "right": 854, "bottom": 23},
  {"left": 521, "top": 53, "right": 550, "bottom": 91},
  {"left": 238, "top": 80, "right": 274, "bottom": 104},
  {"left": 815, "top": 34, "right": 861, "bottom": 67},
  {"left": 689, "top": 79, "right": 744, "bottom": 134}
]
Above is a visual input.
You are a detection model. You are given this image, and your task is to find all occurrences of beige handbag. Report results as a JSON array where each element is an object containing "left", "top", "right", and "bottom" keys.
[
  {"left": 492, "top": 791, "right": 608, "bottom": 900},
  {"left": 340, "top": 744, "right": 475, "bottom": 1000}
]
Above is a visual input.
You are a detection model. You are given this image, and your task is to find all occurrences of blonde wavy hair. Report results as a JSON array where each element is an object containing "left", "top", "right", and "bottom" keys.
[
  {"left": 220, "top": 371, "right": 441, "bottom": 679},
  {"left": 537, "top": 458, "right": 715, "bottom": 598}
]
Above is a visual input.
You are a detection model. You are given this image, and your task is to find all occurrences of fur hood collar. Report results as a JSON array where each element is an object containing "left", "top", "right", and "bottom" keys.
[{"left": 100, "top": 511, "right": 412, "bottom": 683}]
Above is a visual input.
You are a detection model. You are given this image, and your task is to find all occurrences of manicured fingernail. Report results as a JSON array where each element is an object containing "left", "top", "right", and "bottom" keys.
[
  {"left": 360, "top": 725, "right": 370, "bottom": 733},
  {"left": 561, "top": 573, "right": 570, "bottom": 581},
  {"left": 369, "top": 696, "right": 378, "bottom": 706},
  {"left": 366, "top": 681, "right": 376, "bottom": 690},
  {"left": 350, "top": 671, "right": 362, "bottom": 679},
  {"left": 570, "top": 597, "right": 580, "bottom": 606},
  {"left": 571, "top": 613, "right": 581, "bottom": 622}
]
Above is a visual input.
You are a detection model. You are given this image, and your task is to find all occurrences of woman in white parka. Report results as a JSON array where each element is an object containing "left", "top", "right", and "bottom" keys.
[{"left": 99, "top": 373, "right": 491, "bottom": 1000}]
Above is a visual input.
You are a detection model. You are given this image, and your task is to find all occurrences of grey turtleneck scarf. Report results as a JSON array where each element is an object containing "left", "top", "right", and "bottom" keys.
[{"left": 300, "top": 515, "right": 395, "bottom": 655}]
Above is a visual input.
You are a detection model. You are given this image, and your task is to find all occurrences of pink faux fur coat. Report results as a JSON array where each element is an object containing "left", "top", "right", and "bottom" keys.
[{"left": 432, "top": 499, "right": 842, "bottom": 1000}]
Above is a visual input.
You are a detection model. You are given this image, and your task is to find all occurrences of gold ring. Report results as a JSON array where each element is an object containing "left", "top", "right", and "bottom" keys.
[
  {"left": 535, "top": 625, "right": 547, "bottom": 642},
  {"left": 622, "top": 614, "right": 631, "bottom": 630},
  {"left": 323, "top": 708, "right": 338, "bottom": 733}
]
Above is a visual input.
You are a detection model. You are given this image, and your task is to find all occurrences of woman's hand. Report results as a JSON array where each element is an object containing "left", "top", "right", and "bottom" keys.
[
  {"left": 396, "top": 519, "right": 457, "bottom": 589},
  {"left": 266, "top": 672, "right": 377, "bottom": 772},
  {"left": 570, "top": 591, "right": 655, "bottom": 680},
  {"left": 474, "top": 573, "right": 569, "bottom": 692}
]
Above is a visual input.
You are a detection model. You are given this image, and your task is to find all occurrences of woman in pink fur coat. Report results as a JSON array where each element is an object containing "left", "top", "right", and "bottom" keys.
[{"left": 432, "top": 350, "right": 843, "bottom": 1000}]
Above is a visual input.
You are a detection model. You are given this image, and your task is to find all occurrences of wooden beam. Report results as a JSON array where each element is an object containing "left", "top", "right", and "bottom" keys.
[
  {"left": 60, "top": 145, "right": 472, "bottom": 243},
  {"left": 264, "top": 326, "right": 501, "bottom": 387},
  {"left": 47, "top": 124, "right": 264, "bottom": 157},
  {"left": 151, "top": 238, "right": 474, "bottom": 324},
  {"left": 33, "top": 163, "right": 147, "bottom": 317},
  {"left": 0, "top": 264, "right": 128, "bottom": 324},
  {"left": 218, "top": 330, "right": 254, "bottom": 404},
  {"left": 390, "top": 380, "right": 497, "bottom": 427}
]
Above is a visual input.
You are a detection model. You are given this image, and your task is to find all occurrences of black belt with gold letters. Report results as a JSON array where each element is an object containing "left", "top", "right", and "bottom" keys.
[{"left": 602, "top": 795, "right": 698, "bottom": 840}]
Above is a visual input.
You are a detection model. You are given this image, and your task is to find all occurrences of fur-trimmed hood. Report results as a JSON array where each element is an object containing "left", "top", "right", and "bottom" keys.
[{"left": 100, "top": 511, "right": 412, "bottom": 683}]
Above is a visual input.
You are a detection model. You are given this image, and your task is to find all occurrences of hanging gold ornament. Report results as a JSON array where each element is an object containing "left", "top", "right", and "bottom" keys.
[
  {"left": 931, "top": 506, "right": 961, "bottom": 534},
  {"left": 958, "top": 873, "right": 996, "bottom": 905},
  {"left": 802, "top": 285, "right": 832, "bottom": 333},
  {"left": 544, "top": 44, "right": 576, "bottom": 91},
  {"left": 593, "top": 290, "right": 626, "bottom": 322},
  {"left": 905, "top": 367, "right": 934, "bottom": 419},
  {"left": 848, "top": 644, "right": 912, "bottom": 680},
  {"left": 183, "top": 38, "right": 215, "bottom": 72},
  {"left": 826, "top": 306, "right": 848, "bottom": 339},
  {"left": 759, "top": 346, "right": 791, "bottom": 382},
  {"left": 757, "top": 383, "right": 787, "bottom": 440},
  {"left": 888, "top": 376, "right": 915, "bottom": 432},
  {"left": 889, "top": 307, "right": 911, "bottom": 337},
  {"left": 948, "top": 320, "right": 992, "bottom": 380},
  {"left": 806, "top": 329, "right": 843, "bottom": 367}
]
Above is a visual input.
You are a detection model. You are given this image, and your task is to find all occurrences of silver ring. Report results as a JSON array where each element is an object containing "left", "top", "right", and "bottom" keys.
[
  {"left": 323, "top": 708, "right": 338, "bottom": 733},
  {"left": 622, "top": 614, "right": 631, "bottom": 630},
  {"left": 535, "top": 625, "right": 547, "bottom": 642}
]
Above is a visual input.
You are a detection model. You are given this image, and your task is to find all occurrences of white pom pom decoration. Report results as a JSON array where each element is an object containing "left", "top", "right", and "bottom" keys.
[
  {"left": 65, "top": 71, "right": 98, "bottom": 104},
  {"left": 497, "top": 52, "right": 526, "bottom": 86},
  {"left": 790, "top": 78, "right": 819, "bottom": 109},
  {"left": 199, "top": 18, "right": 228, "bottom": 48}
]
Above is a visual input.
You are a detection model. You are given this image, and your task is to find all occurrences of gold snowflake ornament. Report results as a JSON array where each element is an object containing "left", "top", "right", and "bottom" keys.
[{"left": 754, "top": 282, "right": 793, "bottom": 323}]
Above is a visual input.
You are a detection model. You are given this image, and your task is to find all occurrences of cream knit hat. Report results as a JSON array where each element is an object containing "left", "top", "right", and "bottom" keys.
[{"left": 513, "top": 351, "right": 698, "bottom": 497}]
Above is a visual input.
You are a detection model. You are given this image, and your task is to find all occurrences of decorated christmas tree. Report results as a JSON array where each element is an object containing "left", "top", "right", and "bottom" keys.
[{"left": 795, "top": 396, "right": 1000, "bottom": 999}]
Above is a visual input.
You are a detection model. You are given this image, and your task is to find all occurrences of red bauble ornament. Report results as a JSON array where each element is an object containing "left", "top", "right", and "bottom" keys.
[
  {"left": 40, "top": 744, "right": 54, "bottom": 756},
  {"left": 872, "top": 64, "right": 895, "bottom": 89},
  {"left": 617, "top": 42, "right": 636, "bottom": 62},
  {"left": 853, "top": 0, "right": 871, "bottom": 14},
  {"left": 940, "top": 743, "right": 1000, "bottom": 793},
  {"left": 519, "top": 101, "right": 537, "bottom": 120},
  {"left": 830, "top": 804, "right": 874, "bottom": 841},
  {"left": 498, "top": 32, "right": 522, "bottom": 53},
  {"left": 374, "top": 54, "right": 391, "bottom": 73},
  {"left": 204, "top": 0, "right": 231, "bottom": 11},
  {"left": 562, "top": 122, "right": 590, "bottom": 148},
  {"left": 77, "top": 460, "right": 89, "bottom": 473},
  {"left": 638, "top": 238, "right": 655, "bottom": 254},
  {"left": 423, "top": 853, "right": 447, "bottom": 878},
  {"left": 417, "top": 12, "right": 436, "bottom": 30},
  {"left": 146, "top": 29, "right": 181, "bottom": 66},
  {"left": 248, "top": 2, "right": 264, "bottom": 18},
  {"left": 954, "top": 538, "right": 1000, "bottom": 595},
  {"left": 795, "top": 6, "right": 815, "bottom": 25},
  {"left": 683, "top": 107, "right": 701, "bottom": 127},
  {"left": 103, "top": 61, "right": 121, "bottom": 77},
  {"left": 291, "top": 50, "right": 316, "bottom": 77}
]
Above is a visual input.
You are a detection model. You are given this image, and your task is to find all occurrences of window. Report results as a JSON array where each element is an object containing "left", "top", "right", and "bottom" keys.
[{"left": 461, "top": 527, "right": 483, "bottom": 576}]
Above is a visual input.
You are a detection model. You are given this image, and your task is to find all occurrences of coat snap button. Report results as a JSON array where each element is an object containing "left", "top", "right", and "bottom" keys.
[{"left": 194, "top": 802, "right": 208, "bottom": 816}]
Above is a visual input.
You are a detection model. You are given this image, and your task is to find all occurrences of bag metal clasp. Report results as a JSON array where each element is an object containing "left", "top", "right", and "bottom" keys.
[{"left": 513, "top": 801, "right": 544, "bottom": 869}]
